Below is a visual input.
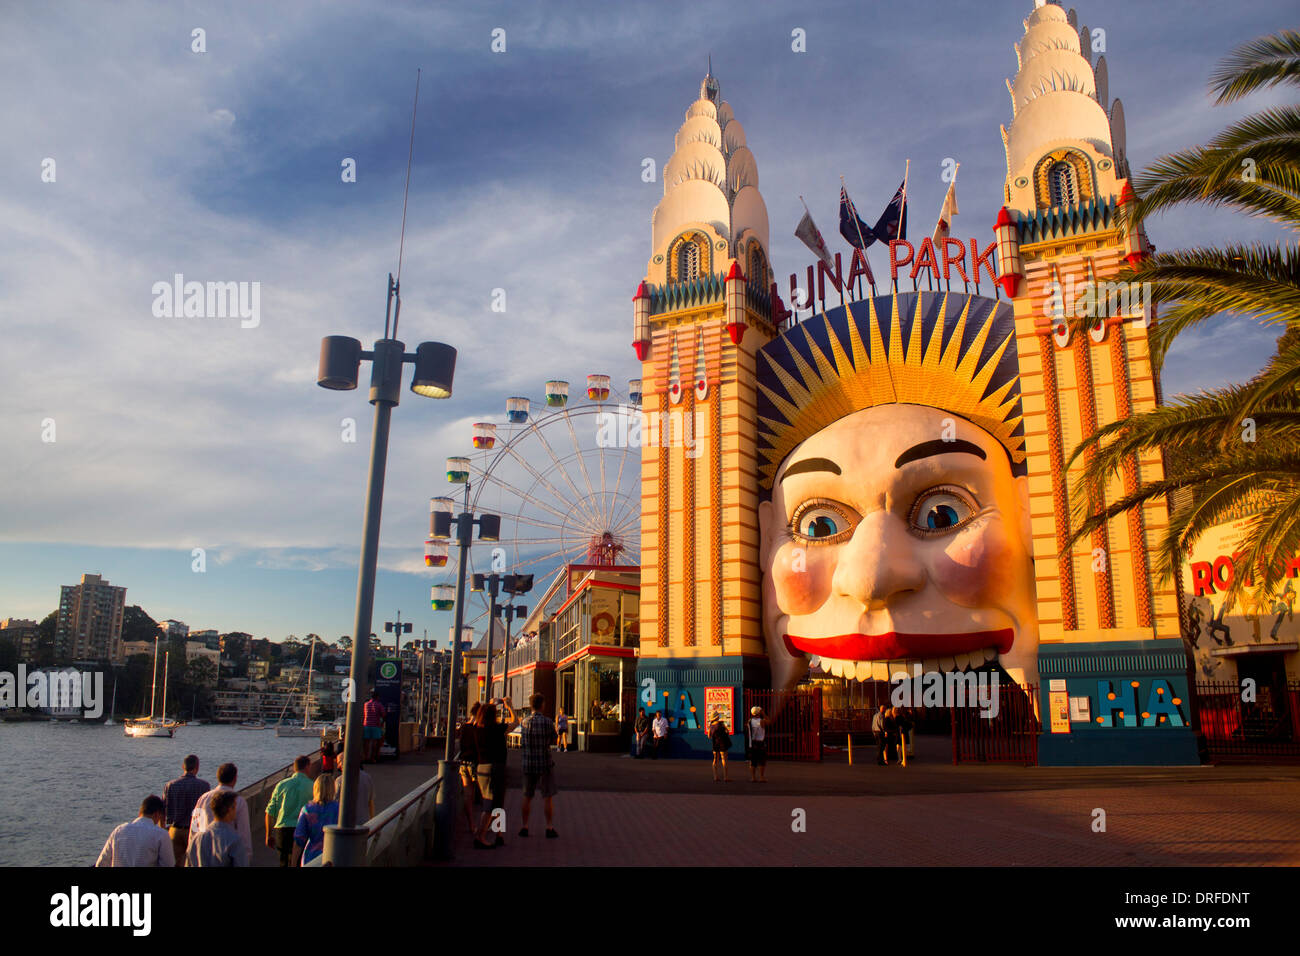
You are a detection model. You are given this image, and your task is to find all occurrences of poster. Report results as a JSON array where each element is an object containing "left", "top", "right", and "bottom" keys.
[
  {"left": 1048, "top": 680, "right": 1069, "bottom": 734},
  {"left": 1069, "top": 696, "right": 1091, "bottom": 723},
  {"left": 704, "top": 687, "right": 734, "bottom": 734}
]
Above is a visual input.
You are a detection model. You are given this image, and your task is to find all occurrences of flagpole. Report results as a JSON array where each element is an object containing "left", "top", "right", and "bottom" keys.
[
  {"left": 935, "top": 162, "right": 959, "bottom": 294},
  {"left": 900, "top": 159, "right": 912, "bottom": 294},
  {"left": 841, "top": 175, "right": 872, "bottom": 300}
]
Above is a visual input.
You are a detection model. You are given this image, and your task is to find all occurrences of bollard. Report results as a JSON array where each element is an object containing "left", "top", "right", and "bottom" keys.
[{"left": 847, "top": 732, "right": 853, "bottom": 766}]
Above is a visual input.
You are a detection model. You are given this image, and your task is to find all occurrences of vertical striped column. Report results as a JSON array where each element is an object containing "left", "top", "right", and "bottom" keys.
[{"left": 1073, "top": 335, "right": 1116, "bottom": 629}]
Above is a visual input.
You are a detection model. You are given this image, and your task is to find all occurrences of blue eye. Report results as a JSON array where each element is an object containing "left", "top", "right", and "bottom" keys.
[
  {"left": 803, "top": 515, "right": 838, "bottom": 538},
  {"left": 911, "top": 490, "right": 974, "bottom": 534},
  {"left": 792, "top": 504, "right": 853, "bottom": 542}
]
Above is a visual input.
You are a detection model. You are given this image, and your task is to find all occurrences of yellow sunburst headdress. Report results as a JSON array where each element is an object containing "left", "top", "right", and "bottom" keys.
[{"left": 755, "top": 291, "right": 1026, "bottom": 488}]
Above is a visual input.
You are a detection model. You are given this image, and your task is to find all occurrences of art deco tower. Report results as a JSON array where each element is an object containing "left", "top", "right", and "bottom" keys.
[
  {"left": 996, "top": 1, "right": 1194, "bottom": 762},
  {"left": 633, "top": 70, "right": 782, "bottom": 699}
]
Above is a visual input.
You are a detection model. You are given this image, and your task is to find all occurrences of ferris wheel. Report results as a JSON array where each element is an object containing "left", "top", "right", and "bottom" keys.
[{"left": 425, "top": 373, "right": 643, "bottom": 626}]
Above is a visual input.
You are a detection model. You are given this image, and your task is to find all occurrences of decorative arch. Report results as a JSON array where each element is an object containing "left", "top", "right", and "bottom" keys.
[
  {"left": 746, "top": 240, "right": 770, "bottom": 287},
  {"left": 667, "top": 231, "right": 712, "bottom": 282},
  {"left": 1033, "top": 148, "right": 1094, "bottom": 210}
]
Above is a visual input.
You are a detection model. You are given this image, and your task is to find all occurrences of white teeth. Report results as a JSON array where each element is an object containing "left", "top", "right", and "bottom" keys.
[
  {"left": 809, "top": 655, "right": 822, "bottom": 668},
  {"left": 953, "top": 651, "right": 977, "bottom": 670},
  {"left": 871, "top": 661, "right": 889, "bottom": 682},
  {"left": 855, "top": 660, "right": 872, "bottom": 682},
  {"left": 984, "top": 646, "right": 998, "bottom": 661}
]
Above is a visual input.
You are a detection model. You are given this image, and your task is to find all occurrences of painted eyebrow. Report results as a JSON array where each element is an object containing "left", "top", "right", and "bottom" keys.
[
  {"left": 779, "top": 457, "right": 841, "bottom": 482},
  {"left": 894, "top": 439, "right": 987, "bottom": 469}
]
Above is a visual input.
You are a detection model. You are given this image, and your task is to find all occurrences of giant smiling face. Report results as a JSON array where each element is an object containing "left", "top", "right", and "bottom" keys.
[{"left": 759, "top": 403, "right": 1039, "bottom": 690}]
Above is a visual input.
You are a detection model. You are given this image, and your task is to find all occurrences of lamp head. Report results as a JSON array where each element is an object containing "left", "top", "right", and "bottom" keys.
[
  {"left": 410, "top": 341, "right": 457, "bottom": 399},
  {"left": 317, "top": 336, "right": 362, "bottom": 390},
  {"left": 477, "top": 514, "right": 501, "bottom": 541}
]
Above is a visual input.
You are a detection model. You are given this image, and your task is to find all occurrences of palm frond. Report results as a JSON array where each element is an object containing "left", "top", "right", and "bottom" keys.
[
  {"left": 1225, "top": 487, "right": 1300, "bottom": 597},
  {"left": 1210, "top": 30, "right": 1300, "bottom": 104}
]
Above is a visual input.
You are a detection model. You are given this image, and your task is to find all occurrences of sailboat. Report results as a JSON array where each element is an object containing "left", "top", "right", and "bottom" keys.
[
  {"left": 125, "top": 639, "right": 178, "bottom": 738},
  {"left": 105, "top": 677, "right": 117, "bottom": 726},
  {"left": 276, "top": 636, "right": 337, "bottom": 738}
]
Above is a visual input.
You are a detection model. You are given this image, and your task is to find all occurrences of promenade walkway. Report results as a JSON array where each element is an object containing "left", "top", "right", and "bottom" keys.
[
  {"left": 438, "top": 735, "right": 1300, "bottom": 867},
  {"left": 249, "top": 748, "right": 443, "bottom": 866}
]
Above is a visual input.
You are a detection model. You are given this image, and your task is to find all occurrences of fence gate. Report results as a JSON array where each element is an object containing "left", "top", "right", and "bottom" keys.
[
  {"left": 950, "top": 682, "right": 1039, "bottom": 765},
  {"left": 743, "top": 686, "right": 822, "bottom": 761},
  {"left": 1195, "top": 680, "right": 1300, "bottom": 758}
]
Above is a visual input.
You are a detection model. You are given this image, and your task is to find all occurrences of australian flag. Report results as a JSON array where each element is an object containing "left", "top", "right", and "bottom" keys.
[
  {"left": 872, "top": 181, "right": 908, "bottom": 244},
  {"left": 839, "top": 186, "right": 875, "bottom": 249}
]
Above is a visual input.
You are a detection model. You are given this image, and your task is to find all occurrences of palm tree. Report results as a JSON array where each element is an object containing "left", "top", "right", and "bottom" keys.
[{"left": 1066, "top": 31, "right": 1300, "bottom": 600}]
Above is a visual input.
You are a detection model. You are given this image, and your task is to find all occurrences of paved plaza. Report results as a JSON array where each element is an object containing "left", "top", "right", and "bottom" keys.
[{"left": 440, "top": 737, "right": 1300, "bottom": 866}]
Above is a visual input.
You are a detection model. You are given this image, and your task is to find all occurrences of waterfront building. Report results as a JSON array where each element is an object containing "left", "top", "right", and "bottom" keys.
[
  {"left": 121, "top": 640, "right": 154, "bottom": 659},
  {"left": 55, "top": 573, "right": 126, "bottom": 664},
  {"left": 184, "top": 641, "right": 221, "bottom": 684},
  {"left": 0, "top": 618, "right": 40, "bottom": 661},
  {"left": 157, "top": 619, "right": 189, "bottom": 640}
]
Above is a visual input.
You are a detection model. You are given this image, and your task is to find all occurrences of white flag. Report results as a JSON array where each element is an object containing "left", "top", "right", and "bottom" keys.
[
  {"left": 795, "top": 207, "right": 836, "bottom": 270},
  {"left": 932, "top": 179, "right": 959, "bottom": 245}
]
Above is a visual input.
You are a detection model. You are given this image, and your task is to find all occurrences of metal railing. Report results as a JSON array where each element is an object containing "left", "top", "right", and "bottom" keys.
[
  {"left": 950, "top": 683, "right": 1039, "bottom": 765},
  {"left": 363, "top": 772, "right": 443, "bottom": 866},
  {"left": 1195, "top": 680, "right": 1300, "bottom": 757},
  {"left": 238, "top": 749, "right": 322, "bottom": 845}
]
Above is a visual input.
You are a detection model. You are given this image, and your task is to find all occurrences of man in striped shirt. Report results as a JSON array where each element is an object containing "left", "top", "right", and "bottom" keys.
[
  {"left": 518, "top": 693, "right": 558, "bottom": 839},
  {"left": 95, "top": 795, "right": 174, "bottom": 867},
  {"left": 162, "top": 755, "right": 210, "bottom": 867}
]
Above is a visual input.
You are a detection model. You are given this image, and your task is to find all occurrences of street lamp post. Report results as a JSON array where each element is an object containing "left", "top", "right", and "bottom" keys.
[
  {"left": 428, "top": 484, "right": 499, "bottom": 860},
  {"left": 500, "top": 600, "right": 528, "bottom": 707},
  {"left": 317, "top": 274, "right": 457, "bottom": 868}
]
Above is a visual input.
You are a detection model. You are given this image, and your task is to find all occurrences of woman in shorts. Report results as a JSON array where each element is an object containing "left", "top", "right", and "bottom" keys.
[
  {"left": 457, "top": 702, "right": 481, "bottom": 837},
  {"left": 473, "top": 699, "right": 517, "bottom": 850}
]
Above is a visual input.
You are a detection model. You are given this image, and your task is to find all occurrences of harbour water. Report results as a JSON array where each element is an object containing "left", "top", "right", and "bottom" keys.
[{"left": 0, "top": 721, "right": 316, "bottom": 866}]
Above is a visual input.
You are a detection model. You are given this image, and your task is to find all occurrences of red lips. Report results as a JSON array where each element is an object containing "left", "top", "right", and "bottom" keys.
[{"left": 782, "top": 629, "right": 1014, "bottom": 661}]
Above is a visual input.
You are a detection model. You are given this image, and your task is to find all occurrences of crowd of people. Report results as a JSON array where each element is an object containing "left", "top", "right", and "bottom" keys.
[
  {"left": 95, "top": 742, "right": 376, "bottom": 868},
  {"left": 870, "top": 705, "right": 915, "bottom": 765}
]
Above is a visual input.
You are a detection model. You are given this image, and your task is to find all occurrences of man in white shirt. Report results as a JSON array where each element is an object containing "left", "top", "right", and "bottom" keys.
[
  {"left": 651, "top": 710, "right": 669, "bottom": 760},
  {"left": 95, "top": 795, "right": 174, "bottom": 867},
  {"left": 188, "top": 763, "right": 251, "bottom": 859},
  {"left": 336, "top": 752, "right": 376, "bottom": 823}
]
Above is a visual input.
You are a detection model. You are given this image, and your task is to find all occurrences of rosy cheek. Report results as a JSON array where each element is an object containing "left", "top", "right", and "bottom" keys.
[
  {"left": 771, "top": 544, "right": 834, "bottom": 615},
  {"left": 930, "top": 521, "right": 1015, "bottom": 607}
]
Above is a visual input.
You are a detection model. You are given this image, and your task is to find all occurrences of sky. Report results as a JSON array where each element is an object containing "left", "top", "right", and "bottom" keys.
[{"left": 1, "top": 0, "right": 1293, "bottom": 648}]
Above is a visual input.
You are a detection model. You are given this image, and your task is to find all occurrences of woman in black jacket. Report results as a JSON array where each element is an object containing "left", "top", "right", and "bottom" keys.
[{"left": 473, "top": 699, "right": 517, "bottom": 849}]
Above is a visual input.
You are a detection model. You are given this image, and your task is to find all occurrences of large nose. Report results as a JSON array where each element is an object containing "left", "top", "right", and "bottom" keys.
[{"left": 831, "top": 510, "right": 926, "bottom": 610}]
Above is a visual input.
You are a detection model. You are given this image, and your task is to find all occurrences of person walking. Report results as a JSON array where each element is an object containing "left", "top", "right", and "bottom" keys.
[
  {"left": 747, "top": 706, "right": 768, "bottom": 782},
  {"left": 363, "top": 689, "right": 387, "bottom": 763},
  {"left": 884, "top": 707, "right": 900, "bottom": 765},
  {"left": 555, "top": 707, "right": 569, "bottom": 752},
  {"left": 188, "top": 762, "right": 251, "bottom": 859},
  {"left": 320, "top": 740, "right": 338, "bottom": 774},
  {"left": 457, "top": 702, "right": 482, "bottom": 837},
  {"left": 264, "top": 755, "right": 314, "bottom": 867},
  {"left": 518, "top": 693, "right": 559, "bottom": 839},
  {"left": 900, "top": 706, "right": 915, "bottom": 759},
  {"left": 708, "top": 713, "right": 732, "bottom": 782},
  {"left": 650, "top": 709, "right": 669, "bottom": 759},
  {"left": 292, "top": 774, "right": 339, "bottom": 867},
  {"left": 872, "top": 705, "right": 888, "bottom": 765},
  {"left": 162, "top": 755, "right": 209, "bottom": 867},
  {"left": 634, "top": 707, "right": 650, "bottom": 758},
  {"left": 95, "top": 795, "right": 173, "bottom": 867},
  {"left": 185, "top": 791, "right": 249, "bottom": 867},
  {"left": 473, "top": 698, "right": 517, "bottom": 850},
  {"left": 336, "top": 750, "right": 375, "bottom": 823}
]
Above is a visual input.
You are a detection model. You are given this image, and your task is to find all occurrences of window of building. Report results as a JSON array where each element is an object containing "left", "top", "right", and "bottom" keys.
[
  {"left": 678, "top": 241, "right": 699, "bottom": 281},
  {"left": 1049, "top": 161, "right": 1077, "bottom": 208}
]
